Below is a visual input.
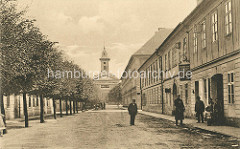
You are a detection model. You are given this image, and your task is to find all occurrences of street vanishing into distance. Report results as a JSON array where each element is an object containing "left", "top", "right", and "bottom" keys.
[{"left": 1, "top": 106, "right": 239, "bottom": 149}]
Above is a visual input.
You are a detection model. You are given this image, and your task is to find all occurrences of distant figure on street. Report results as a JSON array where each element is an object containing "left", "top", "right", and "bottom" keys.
[
  {"left": 128, "top": 99, "right": 138, "bottom": 125},
  {"left": 195, "top": 96, "right": 205, "bottom": 123},
  {"left": 174, "top": 95, "right": 185, "bottom": 126}
]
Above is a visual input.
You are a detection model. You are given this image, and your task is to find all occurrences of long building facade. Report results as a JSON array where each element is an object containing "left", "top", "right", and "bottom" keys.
[
  {"left": 121, "top": 28, "right": 172, "bottom": 108},
  {"left": 139, "top": 0, "right": 240, "bottom": 126},
  {"left": 1, "top": 94, "right": 54, "bottom": 120},
  {"left": 0, "top": 94, "right": 76, "bottom": 120}
]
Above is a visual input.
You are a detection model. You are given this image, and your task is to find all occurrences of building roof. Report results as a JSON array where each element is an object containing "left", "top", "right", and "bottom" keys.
[
  {"left": 121, "top": 28, "right": 172, "bottom": 80},
  {"left": 93, "top": 72, "right": 119, "bottom": 81},
  {"left": 133, "top": 28, "right": 173, "bottom": 56}
]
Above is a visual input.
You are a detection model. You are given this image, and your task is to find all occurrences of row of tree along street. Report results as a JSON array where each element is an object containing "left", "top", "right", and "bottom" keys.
[{"left": 0, "top": 0, "right": 99, "bottom": 128}]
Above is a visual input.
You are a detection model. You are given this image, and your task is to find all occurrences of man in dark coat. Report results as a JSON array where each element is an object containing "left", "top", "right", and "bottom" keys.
[
  {"left": 195, "top": 96, "right": 205, "bottom": 123},
  {"left": 128, "top": 99, "right": 138, "bottom": 125},
  {"left": 174, "top": 95, "right": 185, "bottom": 126}
]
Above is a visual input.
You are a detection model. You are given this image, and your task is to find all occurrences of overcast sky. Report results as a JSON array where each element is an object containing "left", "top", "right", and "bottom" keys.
[{"left": 17, "top": 0, "right": 197, "bottom": 78}]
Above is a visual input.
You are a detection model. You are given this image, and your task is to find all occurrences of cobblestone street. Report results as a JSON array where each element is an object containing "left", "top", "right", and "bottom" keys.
[{"left": 0, "top": 109, "right": 239, "bottom": 149}]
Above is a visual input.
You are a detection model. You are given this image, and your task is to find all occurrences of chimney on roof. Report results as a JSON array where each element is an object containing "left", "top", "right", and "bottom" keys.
[
  {"left": 158, "top": 27, "right": 164, "bottom": 31},
  {"left": 155, "top": 27, "right": 164, "bottom": 34}
]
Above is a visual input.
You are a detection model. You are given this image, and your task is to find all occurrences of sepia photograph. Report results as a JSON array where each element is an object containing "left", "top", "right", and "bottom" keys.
[{"left": 0, "top": 0, "right": 240, "bottom": 148}]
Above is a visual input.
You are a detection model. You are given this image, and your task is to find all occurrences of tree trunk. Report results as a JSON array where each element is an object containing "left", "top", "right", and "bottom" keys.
[
  {"left": 73, "top": 99, "right": 76, "bottom": 114},
  {"left": 0, "top": 93, "right": 7, "bottom": 133},
  {"left": 23, "top": 92, "right": 29, "bottom": 127},
  {"left": 65, "top": 99, "right": 68, "bottom": 115},
  {"left": 40, "top": 95, "right": 44, "bottom": 123},
  {"left": 70, "top": 99, "right": 72, "bottom": 115},
  {"left": 0, "top": 93, "right": 6, "bottom": 124},
  {"left": 53, "top": 97, "right": 56, "bottom": 119},
  {"left": 60, "top": 98, "right": 62, "bottom": 117}
]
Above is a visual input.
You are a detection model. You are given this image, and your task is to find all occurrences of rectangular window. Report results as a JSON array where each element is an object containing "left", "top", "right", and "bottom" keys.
[
  {"left": 201, "top": 20, "right": 207, "bottom": 48},
  {"left": 155, "top": 60, "right": 158, "bottom": 82},
  {"left": 146, "top": 68, "right": 148, "bottom": 86},
  {"left": 165, "top": 54, "right": 167, "bottom": 71},
  {"left": 7, "top": 96, "right": 10, "bottom": 108},
  {"left": 152, "top": 63, "right": 156, "bottom": 83},
  {"left": 150, "top": 65, "right": 153, "bottom": 84},
  {"left": 145, "top": 69, "right": 147, "bottom": 87},
  {"left": 228, "top": 73, "right": 234, "bottom": 103},
  {"left": 158, "top": 57, "right": 162, "bottom": 80},
  {"left": 168, "top": 50, "right": 171, "bottom": 70},
  {"left": 36, "top": 95, "right": 39, "bottom": 106},
  {"left": 225, "top": 1, "right": 232, "bottom": 35},
  {"left": 212, "top": 11, "right": 218, "bottom": 42},
  {"left": 33, "top": 97, "right": 35, "bottom": 107},
  {"left": 185, "top": 84, "right": 188, "bottom": 104},
  {"left": 148, "top": 67, "right": 150, "bottom": 86},
  {"left": 172, "top": 48, "right": 177, "bottom": 67},
  {"left": 146, "top": 69, "right": 148, "bottom": 86},
  {"left": 29, "top": 96, "right": 31, "bottom": 107},
  {"left": 142, "top": 72, "right": 145, "bottom": 87},
  {"left": 183, "top": 37, "right": 187, "bottom": 61},
  {"left": 193, "top": 25, "right": 198, "bottom": 53},
  {"left": 178, "top": 43, "right": 181, "bottom": 63}
]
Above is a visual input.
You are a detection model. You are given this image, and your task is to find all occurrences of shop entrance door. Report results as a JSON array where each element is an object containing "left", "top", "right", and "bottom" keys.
[{"left": 211, "top": 74, "right": 224, "bottom": 125}]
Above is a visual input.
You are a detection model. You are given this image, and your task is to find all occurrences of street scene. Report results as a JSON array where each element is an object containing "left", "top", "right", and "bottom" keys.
[
  {"left": 0, "top": 0, "right": 240, "bottom": 148},
  {"left": 1, "top": 107, "right": 239, "bottom": 149}
]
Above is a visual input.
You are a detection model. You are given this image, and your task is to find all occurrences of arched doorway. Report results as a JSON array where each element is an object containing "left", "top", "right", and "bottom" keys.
[
  {"left": 211, "top": 74, "right": 224, "bottom": 125},
  {"left": 173, "top": 83, "right": 177, "bottom": 101}
]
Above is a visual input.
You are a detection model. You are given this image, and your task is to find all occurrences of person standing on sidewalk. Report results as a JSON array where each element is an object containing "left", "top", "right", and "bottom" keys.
[
  {"left": 195, "top": 96, "right": 205, "bottom": 123},
  {"left": 128, "top": 99, "right": 138, "bottom": 125},
  {"left": 174, "top": 95, "right": 185, "bottom": 126}
]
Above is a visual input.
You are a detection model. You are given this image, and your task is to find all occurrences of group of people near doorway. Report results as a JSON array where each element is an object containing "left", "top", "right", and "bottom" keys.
[
  {"left": 127, "top": 95, "right": 218, "bottom": 126},
  {"left": 174, "top": 95, "right": 206, "bottom": 126},
  {"left": 174, "top": 95, "right": 219, "bottom": 126}
]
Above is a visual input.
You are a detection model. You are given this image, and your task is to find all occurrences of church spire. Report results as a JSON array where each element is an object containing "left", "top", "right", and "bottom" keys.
[
  {"left": 102, "top": 46, "right": 108, "bottom": 58},
  {"left": 100, "top": 46, "right": 110, "bottom": 73}
]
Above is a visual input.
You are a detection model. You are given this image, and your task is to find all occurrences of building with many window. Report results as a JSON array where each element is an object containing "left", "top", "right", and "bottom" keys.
[
  {"left": 139, "top": 0, "right": 240, "bottom": 126},
  {"left": 121, "top": 28, "right": 172, "bottom": 108}
]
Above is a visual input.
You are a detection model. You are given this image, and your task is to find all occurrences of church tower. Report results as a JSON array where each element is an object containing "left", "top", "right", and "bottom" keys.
[{"left": 99, "top": 46, "right": 110, "bottom": 73}]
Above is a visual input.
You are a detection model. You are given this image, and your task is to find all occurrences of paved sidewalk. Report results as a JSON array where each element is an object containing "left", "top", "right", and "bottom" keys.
[
  {"left": 5, "top": 114, "right": 55, "bottom": 131},
  {"left": 139, "top": 110, "right": 240, "bottom": 139},
  {"left": 6, "top": 114, "right": 54, "bottom": 123}
]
